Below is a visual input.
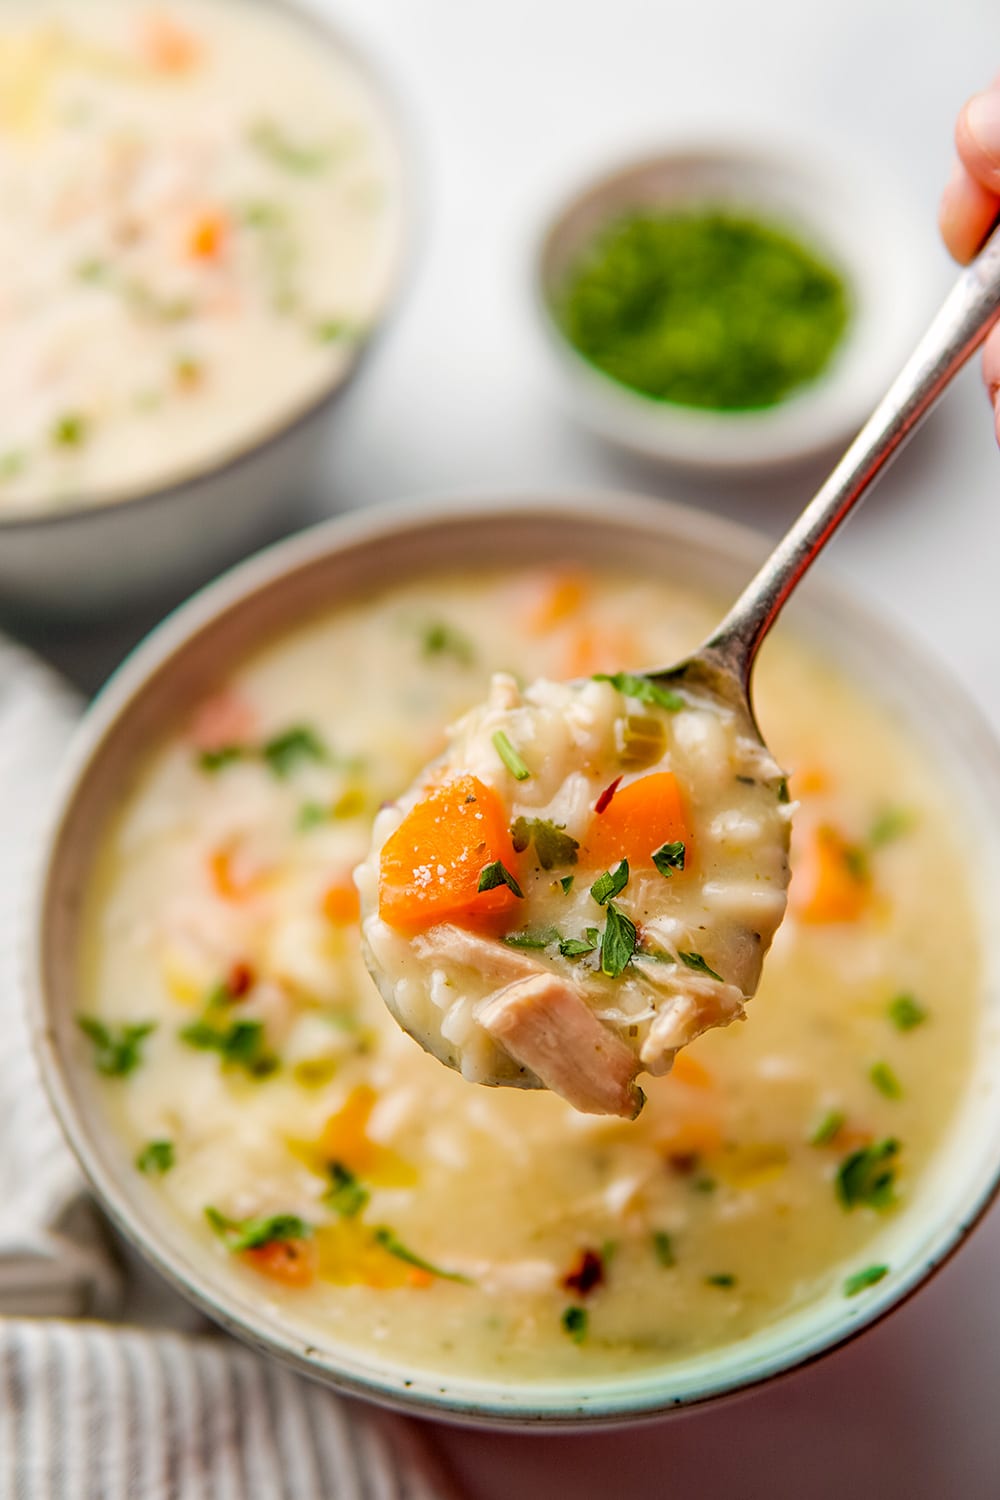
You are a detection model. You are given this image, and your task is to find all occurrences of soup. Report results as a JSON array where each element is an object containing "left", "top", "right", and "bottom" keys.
[
  {"left": 78, "top": 567, "right": 978, "bottom": 1381},
  {"left": 0, "top": 0, "right": 399, "bottom": 512}
]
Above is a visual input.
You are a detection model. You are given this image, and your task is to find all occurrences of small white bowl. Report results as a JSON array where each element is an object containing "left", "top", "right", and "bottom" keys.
[
  {"left": 25, "top": 492, "right": 1000, "bottom": 1428},
  {"left": 535, "top": 141, "right": 935, "bottom": 473}
]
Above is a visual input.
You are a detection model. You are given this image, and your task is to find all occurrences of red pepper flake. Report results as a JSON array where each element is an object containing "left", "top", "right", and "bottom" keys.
[
  {"left": 562, "top": 1248, "right": 605, "bottom": 1297},
  {"left": 226, "top": 961, "right": 255, "bottom": 999},
  {"left": 667, "top": 1151, "right": 699, "bottom": 1176},
  {"left": 594, "top": 776, "right": 623, "bottom": 815}
]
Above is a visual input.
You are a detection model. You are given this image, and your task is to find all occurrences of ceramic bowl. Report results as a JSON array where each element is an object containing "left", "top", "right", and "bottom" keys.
[
  {"left": 0, "top": 1, "right": 410, "bottom": 621},
  {"left": 27, "top": 492, "right": 1000, "bottom": 1428},
  {"left": 535, "top": 142, "right": 935, "bottom": 474}
]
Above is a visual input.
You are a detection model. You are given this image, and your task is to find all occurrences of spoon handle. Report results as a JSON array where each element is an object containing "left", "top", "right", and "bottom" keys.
[{"left": 706, "top": 222, "right": 1000, "bottom": 689}]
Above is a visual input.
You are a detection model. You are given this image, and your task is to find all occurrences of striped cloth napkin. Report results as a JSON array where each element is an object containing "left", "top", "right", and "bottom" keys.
[{"left": 0, "top": 637, "right": 459, "bottom": 1500}]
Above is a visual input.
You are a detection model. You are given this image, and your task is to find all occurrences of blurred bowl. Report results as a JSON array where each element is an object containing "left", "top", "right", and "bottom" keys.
[
  {"left": 535, "top": 140, "right": 935, "bottom": 474},
  {"left": 0, "top": 0, "right": 411, "bottom": 622},
  {"left": 27, "top": 491, "right": 1000, "bottom": 1428}
]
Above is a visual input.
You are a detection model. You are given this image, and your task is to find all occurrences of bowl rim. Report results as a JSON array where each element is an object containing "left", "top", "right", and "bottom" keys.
[
  {"left": 531, "top": 134, "right": 933, "bottom": 470},
  {"left": 25, "top": 488, "right": 1000, "bottom": 1429},
  {"left": 0, "top": 0, "right": 416, "bottom": 532}
]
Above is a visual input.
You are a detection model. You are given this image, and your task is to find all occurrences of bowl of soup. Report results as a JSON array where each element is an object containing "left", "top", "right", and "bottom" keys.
[
  {"left": 26, "top": 492, "right": 1000, "bottom": 1426},
  {"left": 0, "top": 0, "right": 407, "bottom": 617}
]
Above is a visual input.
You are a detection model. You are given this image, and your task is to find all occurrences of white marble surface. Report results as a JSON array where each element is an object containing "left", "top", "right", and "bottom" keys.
[{"left": 19, "top": 0, "right": 1000, "bottom": 1494}]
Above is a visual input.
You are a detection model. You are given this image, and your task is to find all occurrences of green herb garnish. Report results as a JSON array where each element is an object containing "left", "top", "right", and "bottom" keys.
[
  {"left": 868, "top": 807, "right": 914, "bottom": 848},
  {"left": 560, "top": 875, "right": 575, "bottom": 894},
  {"left": 198, "top": 745, "right": 246, "bottom": 772},
  {"left": 179, "top": 1017, "right": 278, "bottom": 1078},
  {"left": 559, "top": 928, "right": 600, "bottom": 958},
  {"left": 777, "top": 776, "right": 790, "bottom": 804},
  {"left": 205, "top": 1207, "right": 312, "bottom": 1251},
  {"left": 593, "top": 672, "right": 683, "bottom": 711},
  {"left": 262, "top": 726, "right": 329, "bottom": 778},
  {"left": 705, "top": 1273, "right": 736, "bottom": 1288},
  {"left": 315, "top": 317, "right": 361, "bottom": 345},
  {"left": 836, "top": 1138, "right": 900, "bottom": 1211},
  {"left": 372, "top": 1227, "right": 471, "bottom": 1283},
  {"left": 843, "top": 1264, "right": 889, "bottom": 1297},
  {"left": 601, "top": 902, "right": 637, "bottom": 978},
  {"left": 561, "top": 1305, "right": 588, "bottom": 1343},
  {"left": 76, "top": 1017, "right": 156, "bottom": 1077},
  {"left": 419, "top": 619, "right": 475, "bottom": 665},
  {"left": 510, "top": 817, "right": 579, "bottom": 870},
  {"left": 888, "top": 993, "right": 927, "bottom": 1032},
  {"left": 652, "top": 840, "right": 686, "bottom": 878},
  {"left": 678, "top": 951, "right": 724, "bottom": 982},
  {"left": 491, "top": 730, "right": 530, "bottom": 781},
  {"left": 809, "top": 1108, "right": 845, "bottom": 1147},
  {"left": 0, "top": 451, "right": 25, "bottom": 483},
  {"left": 652, "top": 1231, "right": 675, "bottom": 1267},
  {"left": 590, "top": 859, "right": 629, "bottom": 906},
  {"left": 478, "top": 860, "right": 524, "bottom": 898},
  {"left": 135, "top": 1139, "right": 175, "bottom": 1175},
  {"left": 869, "top": 1061, "right": 903, "bottom": 1100},
  {"left": 325, "top": 1162, "right": 369, "bottom": 1218},
  {"left": 249, "top": 119, "right": 331, "bottom": 173},
  {"left": 297, "top": 801, "right": 329, "bottom": 831},
  {"left": 502, "top": 927, "right": 561, "bottom": 950},
  {"left": 52, "top": 413, "right": 88, "bottom": 448}
]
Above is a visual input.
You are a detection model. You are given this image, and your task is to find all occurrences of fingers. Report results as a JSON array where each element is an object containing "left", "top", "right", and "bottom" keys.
[{"left": 940, "top": 86, "right": 1000, "bottom": 263}]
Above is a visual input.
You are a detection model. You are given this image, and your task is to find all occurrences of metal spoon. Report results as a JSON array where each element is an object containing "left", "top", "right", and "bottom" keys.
[{"left": 649, "top": 223, "right": 1000, "bottom": 728}]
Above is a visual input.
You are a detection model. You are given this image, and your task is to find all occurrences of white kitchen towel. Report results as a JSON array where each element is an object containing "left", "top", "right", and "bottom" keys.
[{"left": 0, "top": 637, "right": 461, "bottom": 1500}]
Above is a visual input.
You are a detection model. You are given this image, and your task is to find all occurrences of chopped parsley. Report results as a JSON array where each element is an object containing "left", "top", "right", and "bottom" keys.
[
  {"left": 601, "top": 902, "right": 637, "bottom": 978},
  {"left": 652, "top": 840, "right": 686, "bottom": 878},
  {"left": 315, "top": 317, "right": 361, "bottom": 345},
  {"left": 836, "top": 1138, "right": 900, "bottom": 1211},
  {"left": 678, "top": 951, "right": 723, "bottom": 982},
  {"left": 705, "top": 1273, "right": 736, "bottom": 1288},
  {"left": 76, "top": 1017, "right": 156, "bottom": 1077},
  {"left": 777, "top": 776, "right": 790, "bottom": 804},
  {"left": 52, "top": 412, "right": 88, "bottom": 448},
  {"left": 262, "top": 725, "right": 330, "bottom": 778},
  {"left": 869, "top": 1061, "right": 903, "bottom": 1100},
  {"left": 324, "top": 1162, "right": 369, "bottom": 1218},
  {"left": 843, "top": 1263, "right": 889, "bottom": 1297},
  {"left": 478, "top": 859, "right": 524, "bottom": 898},
  {"left": 560, "top": 875, "right": 575, "bottom": 894},
  {"left": 561, "top": 1305, "right": 588, "bottom": 1343},
  {"left": 419, "top": 619, "right": 475, "bottom": 665},
  {"left": 809, "top": 1108, "right": 845, "bottom": 1147},
  {"left": 205, "top": 1207, "right": 312, "bottom": 1251},
  {"left": 888, "top": 993, "right": 927, "bottom": 1032},
  {"left": 593, "top": 672, "right": 683, "bottom": 711},
  {"left": 135, "top": 1139, "right": 175, "bottom": 1175},
  {"left": 296, "top": 801, "right": 330, "bottom": 831},
  {"left": 869, "top": 807, "right": 914, "bottom": 848},
  {"left": 652, "top": 1231, "right": 675, "bottom": 1267},
  {"left": 502, "top": 927, "right": 560, "bottom": 950},
  {"left": 197, "top": 745, "right": 246, "bottom": 773},
  {"left": 510, "top": 817, "right": 579, "bottom": 870},
  {"left": 590, "top": 859, "right": 629, "bottom": 906},
  {"left": 179, "top": 1014, "right": 278, "bottom": 1078},
  {"left": 372, "top": 1227, "right": 471, "bottom": 1283},
  {"left": 0, "top": 451, "right": 25, "bottom": 483},
  {"left": 491, "top": 730, "right": 530, "bottom": 781},
  {"left": 559, "top": 928, "right": 600, "bottom": 958}
]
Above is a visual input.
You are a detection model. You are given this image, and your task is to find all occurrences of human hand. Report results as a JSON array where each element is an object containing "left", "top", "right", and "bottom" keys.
[{"left": 939, "top": 83, "right": 1000, "bottom": 439}]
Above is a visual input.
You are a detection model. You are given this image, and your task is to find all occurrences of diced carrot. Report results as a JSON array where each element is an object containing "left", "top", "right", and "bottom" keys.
[
  {"left": 242, "top": 1237, "right": 317, "bottom": 1287},
  {"left": 318, "top": 1086, "right": 416, "bottom": 1186},
  {"left": 670, "top": 1051, "right": 714, "bottom": 1089},
  {"left": 189, "top": 690, "right": 255, "bottom": 751},
  {"left": 655, "top": 1112, "right": 723, "bottom": 1161},
  {"left": 792, "top": 824, "right": 869, "bottom": 923},
  {"left": 138, "top": 12, "right": 201, "bottom": 73},
  {"left": 322, "top": 880, "right": 361, "bottom": 926},
  {"left": 562, "top": 624, "right": 640, "bottom": 680},
  {"left": 314, "top": 1222, "right": 429, "bottom": 1289},
  {"left": 208, "top": 848, "right": 252, "bottom": 902},
  {"left": 187, "top": 210, "right": 228, "bottom": 262},
  {"left": 378, "top": 774, "right": 521, "bottom": 934},
  {"left": 582, "top": 772, "right": 690, "bottom": 869},
  {"left": 791, "top": 764, "right": 830, "bottom": 796},
  {"left": 524, "top": 569, "right": 589, "bottom": 634}
]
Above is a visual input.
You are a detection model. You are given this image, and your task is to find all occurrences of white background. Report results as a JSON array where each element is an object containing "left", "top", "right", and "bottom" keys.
[{"left": 21, "top": 0, "right": 1000, "bottom": 1494}]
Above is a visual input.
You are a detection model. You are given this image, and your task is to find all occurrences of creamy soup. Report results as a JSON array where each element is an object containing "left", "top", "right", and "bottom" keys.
[
  {"left": 0, "top": 0, "right": 399, "bottom": 512},
  {"left": 78, "top": 568, "right": 978, "bottom": 1380},
  {"left": 359, "top": 670, "right": 790, "bottom": 1118}
]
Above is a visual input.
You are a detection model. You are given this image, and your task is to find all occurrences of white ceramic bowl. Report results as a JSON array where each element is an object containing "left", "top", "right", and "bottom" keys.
[
  {"left": 0, "top": 1, "right": 410, "bottom": 622},
  {"left": 535, "top": 142, "right": 935, "bottom": 474},
  {"left": 26, "top": 492, "right": 1000, "bottom": 1428}
]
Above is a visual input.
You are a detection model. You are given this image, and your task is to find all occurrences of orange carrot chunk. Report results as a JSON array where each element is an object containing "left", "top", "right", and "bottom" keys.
[
  {"left": 187, "top": 210, "right": 228, "bottom": 261},
  {"left": 379, "top": 774, "right": 521, "bottom": 934},
  {"left": 322, "top": 880, "right": 361, "bottom": 926},
  {"left": 582, "top": 771, "right": 689, "bottom": 869},
  {"left": 139, "top": 12, "right": 201, "bottom": 73},
  {"left": 792, "top": 824, "right": 869, "bottom": 923},
  {"left": 242, "top": 1237, "right": 317, "bottom": 1287}
]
